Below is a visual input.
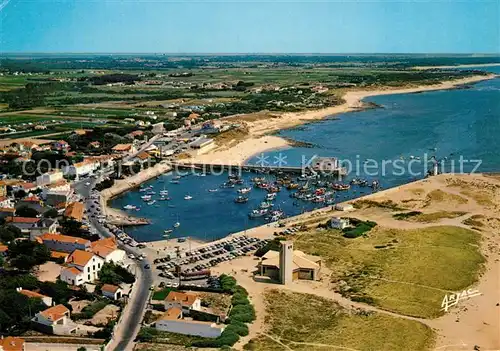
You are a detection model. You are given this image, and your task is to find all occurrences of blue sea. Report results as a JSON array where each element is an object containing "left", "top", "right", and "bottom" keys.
[{"left": 111, "top": 66, "right": 500, "bottom": 242}]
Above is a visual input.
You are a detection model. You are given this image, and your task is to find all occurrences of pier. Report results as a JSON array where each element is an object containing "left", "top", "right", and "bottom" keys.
[{"left": 171, "top": 156, "right": 348, "bottom": 176}]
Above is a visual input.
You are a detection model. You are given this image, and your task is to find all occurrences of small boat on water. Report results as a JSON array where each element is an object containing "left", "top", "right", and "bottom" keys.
[
  {"left": 170, "top": 180, "right": 180, "bottom": 184},
  {"left": 172, "top": 176, "right": 181, "bottom": 180},
  {"left": 123, "top": 205, "right": 137, "bottom": 210},
  {"left": 287, "top": 183, "right": 299, "bottom": 190},
  {"left": 160, "top": 190, "right": 169, "bottom": 196},
  {"left": 159, "top": 196, "right": 171, "bottom": 201},
  {"left": 266, "top": 193, "right": 277, "bottom": 201},
  {"left": 259, "top": 201, "right": 273, "bottom": 209},
  {"left": 164, "top": 229, "right": 173, "bottom": 234},
  {"left": 208, "top": 189, "right": 218, "bottom": 192},
  {"left": 147, "top": 191, "right": 156, "bottom": 195},
  {"left": 234, "top": 196, "right": 249, "bottom": 203},
  {"left": 184, "top": 195, "right": 193, "bottom": 200},
  {"left": 173, "top": 222, "right": 180, "bottom": 228},
  {"left": 331, "top": 183, "right": 350, "bottom": 191},
  {"left": 238, "top": 187, "right": 252, "bottom": 194},
  {"left": 248, "top": 209, "right": 268, "bottom": 218},
  {"left": 141, "top": 195, "right": 152, "bottom": 201},
  {"left": 147, "top": 200, "right": 156, "bottom": 205}
]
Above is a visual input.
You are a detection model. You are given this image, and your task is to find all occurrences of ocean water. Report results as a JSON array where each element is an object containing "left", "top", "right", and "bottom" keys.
[{"left": 111, "top": 68, "right": 500, "bottom": 243}]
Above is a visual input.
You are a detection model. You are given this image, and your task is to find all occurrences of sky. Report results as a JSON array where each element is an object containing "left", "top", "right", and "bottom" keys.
[{"left": 0, "top": 0, "right": 499, "bottom": 54}]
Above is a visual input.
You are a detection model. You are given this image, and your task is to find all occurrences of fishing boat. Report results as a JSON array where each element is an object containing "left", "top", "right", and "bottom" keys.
[
  {"left": 147, "top": 200, "right": 156, "bottom": 205},
  {"left": 173, "top": 222, "right": 180, "bottom": 228},
  {"left": 259, "top": 201, "right": 273, "bottom": 209},
  {"left": 208, "top": 189, "right": 218, "bottom": 192},
  {"left": 248, "top": 209, "right": 268, "bottom": 218},
  {"left": 331, "top": 183, "right": 350, "bottom": 191},
  {"left": 147, "top": 191, "right": 156, "bottom": 195},
  {"left": 160, "top": 189, "right": 169, "bottom": 196},
  {"left": 123, "top": 205, "right": 137, "bottom": 210},
  {"left": 234, "top": 196, "right": 249, "bottom": 203},
  {"left": 286, "top": 183, "right": 299, "bottom": 190},
  {"left": 141, "top": 195, "right": 152, "bottom": 201},
  {"left": 172, "top": 175, "right": 181, "bottom": 180},
  {"left": 164, "top": 229, "right": 173, "bottom": 235},
  {"left": 170, "top": 180, "right": 180, "bottom": 184},
  {"left": 238, "top": 187, "right": 252, "bottom": 194},
  {"left": 267, "top": 185, "right": 280, "bottom": 193},
  {"left": 266, "top": 193, "right": 277, "bottom": 201},
  {"left": 184, "top": 195, "right": 193, "bottom": 200},
  {"left": 159, "top": 196, "right": 171, "bottom": 201}
]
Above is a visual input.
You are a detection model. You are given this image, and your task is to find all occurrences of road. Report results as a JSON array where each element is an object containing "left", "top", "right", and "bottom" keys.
[{"left": 73, "top": 176, "right": 153, "bottom": 351}]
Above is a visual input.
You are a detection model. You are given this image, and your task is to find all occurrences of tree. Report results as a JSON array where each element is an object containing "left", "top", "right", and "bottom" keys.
[
  {"left": 43, "top": 208, "right": 59, "bottom": 218},
  {"left": 15, "top": 206, "right": 40, "bottom": 218},
  {"left": 7, "top": 241, "right": 51, "bottom": 270},
  {"left": 98, "top": 262, "right": 135, "bottom": 285},
  {"left": 0, "top": 226, "right": 22, "bottom": 244}
]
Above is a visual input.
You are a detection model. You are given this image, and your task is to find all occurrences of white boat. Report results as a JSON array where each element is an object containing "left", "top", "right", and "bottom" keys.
[
  {"left": 259, "top": 201, "right": 273, "bottom": 209},
  {"left": 172, "top": 176, "right": 181, "bottom": 180},
  {"left": 173, "top": 222, "right": 180, "bottom": 228},
  {"left": 184, "top": 195, "right": 193, "bottom": 200},
  {"left": 266, "top": 193, "right": 277, "bottom": 201},
  {"left": 170, "top": 180, "right": 180, "bottom": 184},
  {"left": 159, "top": 196, "right": 170, "bottom": 201},
  {"left": 147, "top": 200, "right": 156, "bottom": 205},
  {"left": 208, "top": 189, "right": 218, "bottom": 192},
  {"left": 160, "top": 190, "right": 169, "bottom": 196},
  {"left": 238, "top": 187, "right": 252, "bottom": 194},
  {"left": 141, "top": 195, "right": 152, "bottom": 201},
  {"left": 123, "top": 205, "right": 137, "bottom": 210},
  {"left": 249, "top": 209, "right": 268, "bottom": 218}
]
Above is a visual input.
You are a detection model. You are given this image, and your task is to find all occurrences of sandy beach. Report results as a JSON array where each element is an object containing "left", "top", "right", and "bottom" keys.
[{"left": 187, "top": 74, "right": 497, "bottom": 166}]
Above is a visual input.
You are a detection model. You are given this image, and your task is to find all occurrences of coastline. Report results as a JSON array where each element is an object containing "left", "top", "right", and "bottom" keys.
[
  {"left": 413, "top": 63, "right": 500, "bottom": 70},
  {"left": 102, "top": 73, "right": 496, "bottom": 228},
  {"left": 187, "top": 73, "right": 497, "bottom": 166}
]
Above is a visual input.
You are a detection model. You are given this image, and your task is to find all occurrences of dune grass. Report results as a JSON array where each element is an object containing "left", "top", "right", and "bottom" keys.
[
  {"left": 244, "top": 289, "right": 435, "bottom": 351},
  {"left": 393, "top": 210, "right": 467, "bottom": 223},
  {"left": 294, "top": 225, "right": 484, "bottom": 318},
  {"left": 425, "top": 189, "right": 468, "bottom": 206}
]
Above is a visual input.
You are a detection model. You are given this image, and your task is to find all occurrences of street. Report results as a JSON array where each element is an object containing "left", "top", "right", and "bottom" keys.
[{"left": 74, "top": 176, "right": 153, "bottom": 351}]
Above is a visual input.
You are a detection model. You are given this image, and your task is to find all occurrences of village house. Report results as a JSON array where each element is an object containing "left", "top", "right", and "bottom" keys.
[
  {"left": 38, "top": 233, "right": 91, "bottom": 253},
  {"left": 0, "top": 336, "right": 25, "bottom": 351},
  {"left": 60, "top": 249, "right": 104, "bottom": 286},
  {"left": 15, "top": 195, "right": 44, "bottom": 213},
  {"left": 88, "top": 141, "right": 101, "bottom": 149},
  {"left": 91, "top": 237, "right": 126, "bottom": 263},
  {"left": 151, "top": 122, "right": 165, "bottom": 134},
  {"left": 101, "top": 284, "right": 123, "bottom": 300},
  {"left": 42, "top": 179, "right": 72, "bottom": 207},
  {"left": 112, "top": 143, "right": 136, "bottom": 154},
  {"left": 133, "top": 151, "right": 151, "bottom": 165},
  {"left": 155, "top": 307, "right": 225, "bottom": 338},
  {"left": 64, "top": 201, "right": 85, "bottom": 222},
  {"left": 0, "top": 207, "right": 15, "bottom": 219},
  {"left": 7, "top": 217, "right": 58, "bottom": 237},
  {"left": 36, "top": 170, "right": 64, "bottom": 186},
  {"left": 32, "top": 304, "right": 78, "bottom": 335},
  {"left": 16, "top": 288, "right": 53, "bottom": 307},
  {"left": 164, "top": 291, "right": 201, "bottom": 315},
  {"left": 61, "top": 159, "right": 99, "bottom": 179},
  {"left": 51, "top": 140, "right": 70, "bottom": 151},
  {"left": 126, "top": 130, "right": 144, "bottom": 139},
  {"left": 0, "top": 196, "right": 13, "bottom": 208}
]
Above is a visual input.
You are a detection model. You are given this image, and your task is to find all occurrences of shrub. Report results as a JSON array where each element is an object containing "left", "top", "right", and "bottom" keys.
[
  {"left": 231, "top": 292, "right": 249, "bottom": 306},
  {"left": 229, "top": 304, "right": 255, "bottom": 323},
  {"left": 136, "top": 327, "right": 159, "bottom": 342},
  {"left": 218, "top": 330, "right": 240, "bottom": 346},
  {"left": 226, "top": 321, "right": 249, "bottom": 336}
]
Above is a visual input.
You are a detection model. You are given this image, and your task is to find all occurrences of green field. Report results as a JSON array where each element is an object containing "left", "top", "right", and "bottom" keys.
[
  {"left": 0, "top": 115, "right": 58, "bottom": 125},
  {"left": 244, "top": 290, "right": 435, "bottom": 351},
  {"left": 295, "top": 225, "right": 485, "bottom": 318}
]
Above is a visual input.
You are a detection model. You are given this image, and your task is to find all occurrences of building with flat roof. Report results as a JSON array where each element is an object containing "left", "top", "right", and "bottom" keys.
[{"left": 155, "top": 307, "right": 225, "bottom": 338}]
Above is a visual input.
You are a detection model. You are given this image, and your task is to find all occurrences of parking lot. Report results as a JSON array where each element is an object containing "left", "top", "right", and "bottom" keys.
[{"left": 152, "top": 235, "right": 269, "bottom": 288}]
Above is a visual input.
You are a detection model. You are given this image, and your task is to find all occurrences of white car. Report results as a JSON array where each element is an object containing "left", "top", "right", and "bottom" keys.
[
  {"left": 128, "top": 254, "right": 135, "bottom": 259},
  {"left": 85, "top": 182, "right": 91, "bottom": 186}
]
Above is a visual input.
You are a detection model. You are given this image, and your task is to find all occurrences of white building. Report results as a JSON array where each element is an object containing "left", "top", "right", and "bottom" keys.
[
  {"left": 61, "top": 160, "right": 99, "bottom": 179},
  {"left": 36, "top": 170, "right": 64, "bottom": 186},
  {"left": 156, "top": 307, "right": 225, "bottom": 338},
  {"left": 189, "top": 137, "right": 215, "bottom": 155},
  {"left": 17, "top": 287, "right": 53, "bottom": 307},
  {"left": 32, "top": 304, "right": 78, "bottom": 335},
  {"left": 91, "top": 237, "right": 126, "bottom": 263},
  {"left": 152, "top": 122, "right": 165, "bottom": 134},
  {"left": 101, "top": 284, "right": 122, "bottom": 300},
  {"left": 330, "top": 217, "right": 350, "bottom": 229},
  {"left": 60, "top": 250, "right": 104, "bottom": 286},
  {"left": 164, "top": 291, "right": 202, "bottom": 314}
]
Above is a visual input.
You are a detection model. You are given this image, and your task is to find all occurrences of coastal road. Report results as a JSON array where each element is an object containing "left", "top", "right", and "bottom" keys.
[{"left": 73, "top": 177, "right": 153, "bottom": 351}]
